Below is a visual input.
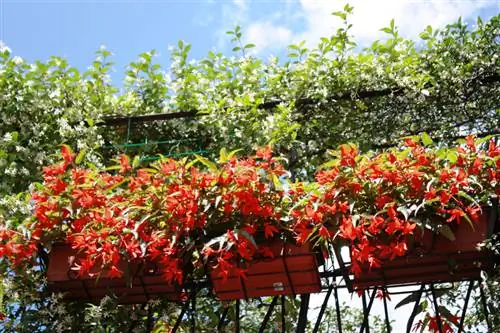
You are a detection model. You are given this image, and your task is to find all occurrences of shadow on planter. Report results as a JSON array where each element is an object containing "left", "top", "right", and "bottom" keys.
[
  {"left": 46, "top": 245, "right": 185, "bottom": 304},
  {"left": 353, "top": 205, "right": 499, "bottom": 289},
  {"left": 210, "top": 240, "right": 322, "bottom": 301}
]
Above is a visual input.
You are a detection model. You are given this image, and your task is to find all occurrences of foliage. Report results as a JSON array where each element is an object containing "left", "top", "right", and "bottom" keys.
[{"left": 0, "top": 5, "right": 499, "bottom": 332}]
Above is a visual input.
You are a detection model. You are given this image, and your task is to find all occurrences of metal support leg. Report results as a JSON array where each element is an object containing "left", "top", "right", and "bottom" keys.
[
  {"left": 296, "top": 294, "right": 310, "bottom": 333},
  {"left": 359, "top": 288, "right": 377, "bottom": 333},
  {"left": 281, "top": 295, "right": 286, "bottom": 333},
  {"left": 382, "top": 288, "right": 391, "bottom": 333},
  {"left": 430, "top": 284, "right": 444, "bottom": 333},
  {"left": 334, "top": 246, "right": 353, "bottom": 292},
  {"left": 172, "top": 294, "right": 193, "bottom": 333},
  {"left": 191, "top": 295, "right": 196, "bottom": 333},
  {"left": 457, "top": 280, "right": 474, "bottom": 333},
  {"left": 362, "top": 291, "right": 370, "bottom": 333},
  {"left": 313, "top": 285, "right": 334, "bottom": 333},
  {"left": 334, "top": 285, "right": 343, "bottom": 333},
  {"left": 479, "top": 283, "right": 492, "bottom": 332},
  {"left": 258, "top": 296, "right": 279, "bottom": 333},
  {"left": 217, "top": 307, "right": 229, "bottom": 331},
  {"left": 235, "top": 299, "right": 240, "bottom": 333}
]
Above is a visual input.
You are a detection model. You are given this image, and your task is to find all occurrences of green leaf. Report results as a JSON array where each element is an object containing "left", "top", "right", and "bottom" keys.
[
  {"left": 75, "top": 149, "right": 86, "bottom": 165},
  {"left": 396, "top": 291, "right": 421, "bottom": 309},
  {"left": 438, "top": 225, "right": 455, "bottom": 241},
  {"left": 244, "top": 43, "right": 255, "bottom": 49},
  {"left": 232, "top": 47, "right": 241, "bottom": 52},
  {"left": 10, "top": 131, "right": 19, "bottom": 142},
  {"left": 272, "top": 174, "right": 282, "bottom": 190},
  {"left": 132, "top": 156, "right": 141, "bottom": 169},
  {"left": 332, "top": 11, "right": 347, "bottom": 20},
  {"left": 227, "top": 149, "right": 242, "bottom": 160},
  {"left": 421, "top": 132, "right": 433, "bottom": 146},
  {"left": 380, "top": 27, "right": 392, "bottom": 34},
  {"left": 446, "top": 151, "right": 458, "bottom": 164},
  {"left": 195, "top": 155, "right": 217, "bottom": 170},
  {"left": 219, "top": 147, "right": 228, "bottom": 163}
]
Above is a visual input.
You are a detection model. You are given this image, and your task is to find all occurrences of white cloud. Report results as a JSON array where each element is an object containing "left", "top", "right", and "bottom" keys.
[
  {"left": 215, "top": 1, "right": 250, "bottom": 50},
  {"left": 244, "top": 0, "right": 499, "bottom": 53},
  {"left": 233, "top": 0, "right": 247, "bottom": 10},
  {"left": 245, "top": 21, "right": 293, "bottom": 53}
]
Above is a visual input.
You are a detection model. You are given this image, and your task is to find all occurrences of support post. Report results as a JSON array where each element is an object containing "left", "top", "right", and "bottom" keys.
[
  {"left": 190, "top": 294, "right": 196, "bottom": 333},
  {"left": 479, "top": 283, "right": 492, "bottom": 332},
  {"left": 359, "top": 288, "right": 377, "bottom": 333},
  {"left": 430, "top": 284, "right": 444, "bottom": 333},
  {"left": 281, "top": 295, "right": 286, "bottom": 333},
  {"left": 313, "top": 285, "right": 334, "bottom": 333},
  {"left": 217, "top": 307, "right": 229, "bottom": 331},
  {"left": 382, "top": 288, "right": 391, "bottom": 333},
  {"left": 235, "top": 299, "right": 240, "bottom": 333},
  {"left": 457, "top": 280, "right": 474, "bottom": 333},
  {"left": 258, "top": 296, "right": 279, "bottom": 333},
  {"left": 171, "top": 293, "right": 193, "bottom": 333},
  {"left": 296, "top": 294, "right": 310, "bottom": 333},
  {"left": 334, "top": 284, "right": 343, "bottom": 333}
]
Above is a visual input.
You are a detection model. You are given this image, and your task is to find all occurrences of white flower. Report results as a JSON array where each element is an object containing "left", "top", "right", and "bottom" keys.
[
  {"left": 0, "top": 41, "right": 11, "bottom": 53},
  {"left": 12, "top": 56, "right": 23, "bottom": 65},
  {"left": 49, "top": 89, "right": 60, "bottom": 99}
]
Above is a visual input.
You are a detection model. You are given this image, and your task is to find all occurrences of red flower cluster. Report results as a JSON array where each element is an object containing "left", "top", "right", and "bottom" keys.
[
  {"left": 3, "top": 146, "right": 290, "bottom": 284},
  {"left": 293, "top": 137, "right": 499, "bottom": 276},
  {"left": 1, "top": 136, "right": 497, "bottom": 293}
]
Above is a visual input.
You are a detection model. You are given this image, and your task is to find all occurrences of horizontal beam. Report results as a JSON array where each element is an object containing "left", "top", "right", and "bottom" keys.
[{"left": 100, "top": 73, "right": 499, "bottom": 127}]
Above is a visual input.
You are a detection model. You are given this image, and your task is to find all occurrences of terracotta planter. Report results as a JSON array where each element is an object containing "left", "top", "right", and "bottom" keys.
[
  {"left": 46, "top": 245, "right": 184, "bottom": 303},
  {"left": 210, "top": 240, "right": 322, "bottom": 300},
  {"left": 353, "top": 207, "right": 498, "bottom": 289}
]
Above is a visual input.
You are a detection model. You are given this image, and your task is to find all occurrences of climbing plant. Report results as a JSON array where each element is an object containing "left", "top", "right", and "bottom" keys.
[{"left": 0, "top": 5, "right": 498, "bottom": 332}]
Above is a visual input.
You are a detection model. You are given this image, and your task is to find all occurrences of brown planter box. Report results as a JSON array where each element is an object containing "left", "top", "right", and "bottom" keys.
[
  {"left": 353, "top": 207, "right": 498, "bottom": 289},
  {"left": 210, "top": 240, "right": 322, "bottom": 300},
  {"left": 47, "top": 245, "right": 184, "bottom": 303}
]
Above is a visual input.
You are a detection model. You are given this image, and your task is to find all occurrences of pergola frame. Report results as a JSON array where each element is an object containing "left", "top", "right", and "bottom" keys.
[{"left": 92, "top": 89, "right": 499, "bottom": 332}]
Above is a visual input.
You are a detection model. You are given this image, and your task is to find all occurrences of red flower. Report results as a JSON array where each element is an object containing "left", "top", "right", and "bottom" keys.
[
  {"left": 446, "top": 208, "right": 464, "bottom": 224},
  {"left": 108, "top": 265, "right": 123, "bottom": 278},
  {"left": 256, "top": 146, "right": 273, "bottom": 161},
  {"left": 264, "top": 223, "right": 279, "bottom": 239},
  {"left": 339, "top": 144, "right": 357, "bottom": 167},
  {"left": 339, "top": 217, "right": 357, "bottom": 241},
  {"left": 403, "top": 138, "right": 417, "bottom": 147},
  {"left": 49, "top": 178, "right": 66, "bottom": 195},
  {"left": 465, "top": 135, "right": 476, "bottom": 152},
  {"left": 318, "top": 225, "right": 330, "bottom": 239},
  {"left": 259, "top": 246, "right": 274, "bottom": 258},
  {"left": 119, "top": 154, "right": 131, "bottom": 174},
  {"left": 61, "top": 144, "right": 75, "bottom": 164},
  {"left": 294, "top": 227, "right": 312, "bottom": 244},
  {"left": 375, "top": 195, "right": 392, "bottom": 210},
  {"left": 376, "top": 289, "right": 391, "bottom": 301},
  {"left": 439, "top": 191, "right": 451, "bottom": 205}
]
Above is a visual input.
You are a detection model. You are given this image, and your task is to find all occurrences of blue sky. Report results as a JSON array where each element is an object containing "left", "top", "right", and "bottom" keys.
[{"left": 1, "top": 0, "right": 499, "bottom": 84}]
